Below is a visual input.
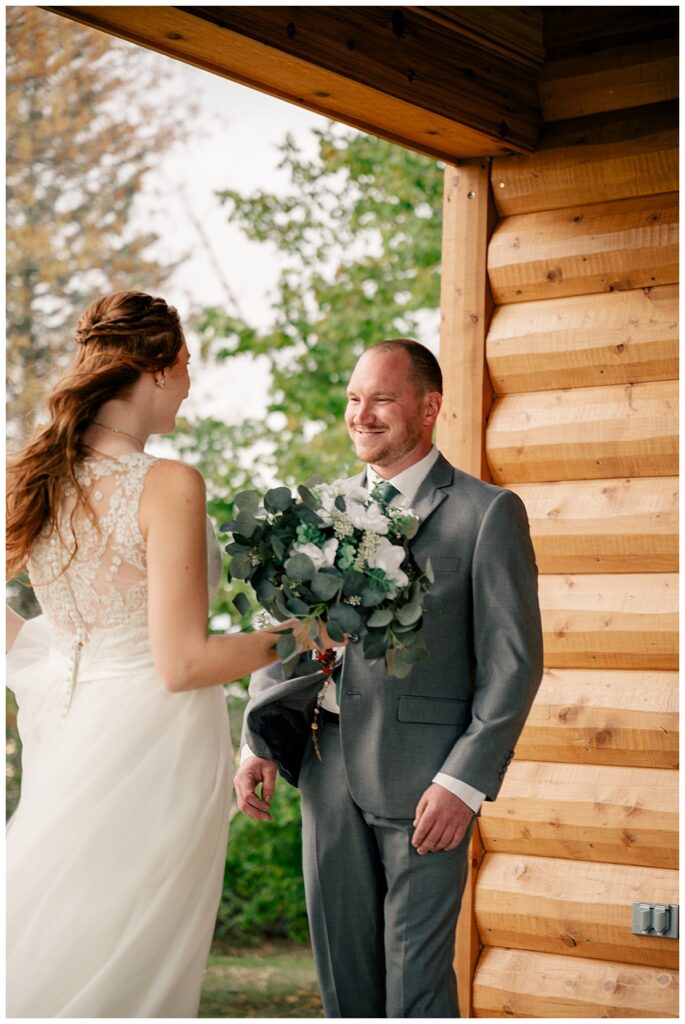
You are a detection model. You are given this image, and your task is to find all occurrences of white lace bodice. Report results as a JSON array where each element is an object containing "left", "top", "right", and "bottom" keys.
[{"left": 28, "top": 453, "right": 222, "bottom": 657}]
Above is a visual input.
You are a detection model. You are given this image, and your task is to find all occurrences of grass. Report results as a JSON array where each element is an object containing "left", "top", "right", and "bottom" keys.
[{"left": 199, "top": 942, "right": 323, "bottom": 1018}]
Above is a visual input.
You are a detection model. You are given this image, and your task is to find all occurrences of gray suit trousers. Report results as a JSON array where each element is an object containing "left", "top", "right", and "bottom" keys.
[{"left": 299, "top": 718, "right": 472, "bottom": 1018}]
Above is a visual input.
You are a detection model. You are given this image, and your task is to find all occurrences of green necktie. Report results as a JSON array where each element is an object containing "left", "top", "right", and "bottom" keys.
[{"left": 370, "top": 480, "right": 401, "bottom": 507}]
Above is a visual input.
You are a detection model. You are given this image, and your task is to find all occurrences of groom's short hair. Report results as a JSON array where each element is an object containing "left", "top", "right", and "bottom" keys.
[{"left": 367, "top": 339, "right": 443, "bottom": 395}]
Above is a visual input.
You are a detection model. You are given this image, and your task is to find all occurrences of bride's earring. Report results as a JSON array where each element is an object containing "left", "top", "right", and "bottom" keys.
[{"left": 156, "top": 375, "right": 166, "bottom": 389}]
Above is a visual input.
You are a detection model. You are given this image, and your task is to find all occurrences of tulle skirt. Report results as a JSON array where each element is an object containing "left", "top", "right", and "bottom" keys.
[{"left": 6, "top": 617, "right": 232, "bottom": 1018}]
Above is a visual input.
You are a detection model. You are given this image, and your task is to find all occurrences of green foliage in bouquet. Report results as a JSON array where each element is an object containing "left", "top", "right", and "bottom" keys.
[{"left": 222, "top": 480, "right": 434, "bottom": 679}]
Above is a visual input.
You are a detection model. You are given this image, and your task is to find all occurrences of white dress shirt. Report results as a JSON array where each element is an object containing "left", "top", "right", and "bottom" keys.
[{"left": 242, "top": 446, "right": 485, "bottom": 815}]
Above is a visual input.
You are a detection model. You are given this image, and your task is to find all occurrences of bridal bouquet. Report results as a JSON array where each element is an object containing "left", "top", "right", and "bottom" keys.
[{"left": 221, "top": 480, "right": 434, "bottom": 678}]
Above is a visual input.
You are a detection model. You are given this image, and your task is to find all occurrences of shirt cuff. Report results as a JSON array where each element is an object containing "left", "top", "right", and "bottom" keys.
[
  {"left": 240, "top": 742, "right": 257, "bottom": 764},
  {"left": 433, "top": 772, "right": 485, "bottom": 814}
]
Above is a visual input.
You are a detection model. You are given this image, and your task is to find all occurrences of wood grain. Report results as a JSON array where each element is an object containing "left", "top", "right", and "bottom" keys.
[
  {"left": 475, "top": 852, "right": 679, "bottom": 968},
  {"left": 517, "top": 668, "right": 679, "bottom": 769},
  {"left": 491, "top": 102, "right": 678, "bottom": 216},
  {"left": 486, "top": 380, "right": 678, "bottom": 484},
  {"left": 50, "top": 6, "right": 540, "bottom": 160},
  {"left": 488, "top": 193, "right": 678, "bottom": 305},
  {"left": 437, "top": 160, "right": 495, "bottom": 479},
  {"left": 454, "top": 825, "right": 485, "bottom": 1018},
  {"left": 538, "top": 574, "right": 678, "bottom": 671},
  {"left": 487, "top": 286, "right": 678, "bottom": 394},
  {"left": 539, "top": 39, "right": 679, "bottom": 121},
  {"left": 479, "top": 761, "right": 678, "bottom": 868},
  {"left": 509, "top": 476, "right": 678, "bottom": 574},
  {"left": 473, "top": 947, "right": 679, "bottom": 1018}
]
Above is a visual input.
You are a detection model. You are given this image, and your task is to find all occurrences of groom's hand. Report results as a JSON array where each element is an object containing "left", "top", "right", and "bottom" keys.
[
  {"left": 234, "top": 756, "right": 278, "bottom": 821},
  {"left": 412, "top": 783, "right": 474, "bottom": 855}
]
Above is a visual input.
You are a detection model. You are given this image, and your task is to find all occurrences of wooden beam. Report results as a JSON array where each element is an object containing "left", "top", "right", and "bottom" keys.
[
  {"left": 437, "top": 157, "right": 495, "bottom": 1015},
  {"left": 510, "top": 477, "right": 679, "bottom": 575},
  {"left": 486, "top": 380, "right": 678, "bottom": 485},
  {"left": 492, "top": 102, "right": 678, "bottom": 216},
  {"left": 517, "top": 668, "right": 679, "bottom": 769},
  {"left": 487, "top": 286, "right": 679, "bottom": 396},
  {"left": 436, "top": 159, "right": 496, "bottom": 479},
  {"left": 543, "top": 8, "right": 679, "bottom": 61},
  {"left": 480, "top": 761, "right": 678, "bottom": 869},
  {"left": 488, "top": 192, "right": 679, "bottom": 306},
  {"left": 454, "top": 824, "right": 485, "bottom": 1018},
  {"left": 47, "top": 6, "right": 541, "bottom": 161},
  {"left": 474, "top": 947, "right": 679, "bottom": 1018},
  {"left": 476, "top": 852, "right": 679, "bottom": 968},
  {"left": 539, "top": 38, "right": 679, "bottom": 121},
  {"left": 539, "top": 573, "right": 678, "bottom": 671}
]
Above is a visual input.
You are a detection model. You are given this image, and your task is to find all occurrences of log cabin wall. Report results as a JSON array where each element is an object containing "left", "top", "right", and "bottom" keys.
[{"left": 445, "top": 21, "right": 678, "bottom": 1020}]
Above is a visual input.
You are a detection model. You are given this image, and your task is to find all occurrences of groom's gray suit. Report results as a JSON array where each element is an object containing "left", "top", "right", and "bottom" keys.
[{"left": 244, "top": 452, "right": 543, "bottom": 1017}]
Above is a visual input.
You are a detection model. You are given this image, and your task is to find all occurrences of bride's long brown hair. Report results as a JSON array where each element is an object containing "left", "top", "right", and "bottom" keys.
[{"left": 7, "top": 290, "right": 184, "bottom": 580}]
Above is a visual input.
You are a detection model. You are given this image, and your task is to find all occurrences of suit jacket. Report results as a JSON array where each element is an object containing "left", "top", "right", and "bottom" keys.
[{"left": 244, "top": 452, "right": 543, "bottom": 818}]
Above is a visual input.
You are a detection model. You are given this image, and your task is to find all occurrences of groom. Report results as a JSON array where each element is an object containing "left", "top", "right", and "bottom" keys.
[{"left": 235, "top": 339, "right": 543, "bottom": 1017}]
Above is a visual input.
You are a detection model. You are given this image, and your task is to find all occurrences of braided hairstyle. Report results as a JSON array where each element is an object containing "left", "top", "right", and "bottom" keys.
[{"left": 7, "top": 291, "right": 184, "bottom": 579}]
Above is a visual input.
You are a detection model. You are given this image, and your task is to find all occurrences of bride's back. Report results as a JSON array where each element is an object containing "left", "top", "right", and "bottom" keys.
[{"left": 28, "top": 452, "right": 156, "bottom": 651}]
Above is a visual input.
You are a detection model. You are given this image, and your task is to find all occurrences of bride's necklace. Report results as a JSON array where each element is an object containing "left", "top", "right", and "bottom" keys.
[{"left": 91, "top": 421, "right": 146, "bottom": 451}]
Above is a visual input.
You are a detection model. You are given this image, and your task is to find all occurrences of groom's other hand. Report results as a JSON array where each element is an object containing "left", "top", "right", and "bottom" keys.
[
  {"left": 411, "top": 784, "right": 474, "bottom": 855},
  {"left": 234, "top": 756, "right": 278, "bottom": 821}
]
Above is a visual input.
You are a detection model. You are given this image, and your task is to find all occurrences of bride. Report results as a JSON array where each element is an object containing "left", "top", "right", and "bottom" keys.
[{"left": 5, "top": 290, "right": 325, "bottom": 1017}]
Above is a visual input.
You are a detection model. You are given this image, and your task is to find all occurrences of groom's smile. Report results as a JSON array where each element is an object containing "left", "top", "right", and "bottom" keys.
[{"left": 345, "top": 347, "right": 441, "bottom": 476}]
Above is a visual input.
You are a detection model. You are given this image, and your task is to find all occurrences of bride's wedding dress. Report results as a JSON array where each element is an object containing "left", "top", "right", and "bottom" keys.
[{"left": 6, "top": 452, "right": 231, "bottom": 1017}]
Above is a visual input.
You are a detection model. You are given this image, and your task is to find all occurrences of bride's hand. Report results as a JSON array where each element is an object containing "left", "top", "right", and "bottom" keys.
[{"left": 278, "top": 617, "right": 348, "bottom": 652}]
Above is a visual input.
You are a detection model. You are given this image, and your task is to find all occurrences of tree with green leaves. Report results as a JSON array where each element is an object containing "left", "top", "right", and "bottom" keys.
[
  {"left": 6, "top": 6, "right": 191, "bottom": 436},
  {"left": 195, "top": 125, "right": 443, "bottom": 489}
]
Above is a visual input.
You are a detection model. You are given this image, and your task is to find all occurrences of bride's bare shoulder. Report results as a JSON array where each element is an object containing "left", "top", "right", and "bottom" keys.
[{"left": 141, "top": 459, "right": 206, "bottom": 520}]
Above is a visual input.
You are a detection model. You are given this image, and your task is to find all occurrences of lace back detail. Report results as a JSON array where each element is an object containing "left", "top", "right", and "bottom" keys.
[{"left": 28, "top": 454, "right": 157, "bottom": 652}]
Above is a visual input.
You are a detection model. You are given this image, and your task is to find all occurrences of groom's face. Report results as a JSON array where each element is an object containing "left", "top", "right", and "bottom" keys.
[{"left": 345, "top": 349, "right": 440, "bottom": 476}]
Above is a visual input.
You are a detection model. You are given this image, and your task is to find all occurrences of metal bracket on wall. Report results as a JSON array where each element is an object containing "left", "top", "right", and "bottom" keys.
[{"left": 632, "top": 902, "right": 679, "bottom": 938}]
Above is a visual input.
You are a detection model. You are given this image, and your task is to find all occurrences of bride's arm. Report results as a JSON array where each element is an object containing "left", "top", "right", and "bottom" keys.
[
  {"left": 6, "top": 604, "right": 25, "bottom": 652},
  {"left": 142, "top": 460, "right": 284, "bottom": 692}
]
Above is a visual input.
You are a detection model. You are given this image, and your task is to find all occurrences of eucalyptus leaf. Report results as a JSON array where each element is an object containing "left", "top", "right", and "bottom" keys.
[
  {"left": 229, "top": 553, "right": 253, "bottom": 580},
  {"left": 334, "top": 494, "right": 346, "bottom": 512},
  {"left": 297, "top": 484, "right": 321, "bottom": 511},
  {"left": 329, "top": 603, "right": 363, "bottom": 632},
  {"left": 396, "top": 601, "right": 422, "bottom": 626},
  {"left": 256, "top": 579, "right": 277, "bottom": 603},
  {"left": 423, "top": 557, "right": 435, "bottom": 584},
  {"left": 386, "top": 649, "right": 413, "bottom": 678},
  {"left": 233, "top": 490, "right": 260, "bottom": 513},
  {"left": 342, "top": 570, "right": 367, "bottom": 597},
  {"left": 312, "top": 572, "right": 341, "bottom": 601},
  {"left": 325, "top": 618, "right": 345, "bottom": 643},
  {"left": 403, "top": 642, "right": 428, "bottom": 665},
  {"left": 287, "top": 597, "right": 312, "bottom": 616},
  {"left": 284, "top": 553, "right": 316, "bottom": 581},
  {"left": 265, "top": 486, "right": 293, "bottom": 512},
  {"left": 234, "top": 509, "right": 258, "bottom": 539},
  {"left": 363, "top": 632, "right": 388, "bottom": 660},
  {"left": 271, "top": 535, "right": 286, "bottom": 560},
  {"left": 361, "top": 588, "right": 385, "bottom": 607},
  {"left": 366, "top": 608, "right": 393, "bottom": 628},
  {"left": 232, "top": 592, "right": 251, "bottom": 617},
  {"left": 276, "top": 633, "right": 297, "bottom": 661}
]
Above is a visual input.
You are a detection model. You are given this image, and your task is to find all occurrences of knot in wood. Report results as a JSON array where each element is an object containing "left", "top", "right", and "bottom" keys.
[{"left": 286, "top": 21, "right": 297, "bottom": 39}]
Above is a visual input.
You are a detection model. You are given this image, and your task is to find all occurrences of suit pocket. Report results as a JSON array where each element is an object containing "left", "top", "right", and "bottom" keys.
[{"left": 397, "top": 695, "right": 469, "bottom": 726}]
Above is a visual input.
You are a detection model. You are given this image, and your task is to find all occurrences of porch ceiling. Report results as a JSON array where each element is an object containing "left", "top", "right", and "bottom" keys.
[{"left": 45, "top": 6, "right": 545, "bottom": 161}]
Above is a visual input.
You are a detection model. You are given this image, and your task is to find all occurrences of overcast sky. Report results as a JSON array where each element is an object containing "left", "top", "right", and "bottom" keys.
[{"left": 136, "top": 54, "right": 330, "bottom": 426}]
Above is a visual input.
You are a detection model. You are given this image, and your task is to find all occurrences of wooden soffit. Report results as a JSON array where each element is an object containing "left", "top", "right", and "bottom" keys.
[{"left": 47, "top": 6, "right": 544, "bottom": 160}]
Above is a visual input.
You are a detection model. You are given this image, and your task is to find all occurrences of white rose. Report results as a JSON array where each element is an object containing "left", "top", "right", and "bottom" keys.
[
  {"left": 346, "top": 499, "right": 389, "bottom": 535},
  {"left": 292, "top": 538, "right": 339, "bottom": 570},
  {"left": 366, "top": 536, "right": 409, "bottom": 593}
]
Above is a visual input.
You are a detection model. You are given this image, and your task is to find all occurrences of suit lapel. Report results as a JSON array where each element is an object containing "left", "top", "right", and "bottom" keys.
[{"left": 411, "top": 453, "right": 453, "bottom": 529}]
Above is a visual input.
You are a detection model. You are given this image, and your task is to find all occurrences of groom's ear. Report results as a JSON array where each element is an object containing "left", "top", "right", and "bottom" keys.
[{"left": 424, "top": 391, "right": 442, "bottom": 424}]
